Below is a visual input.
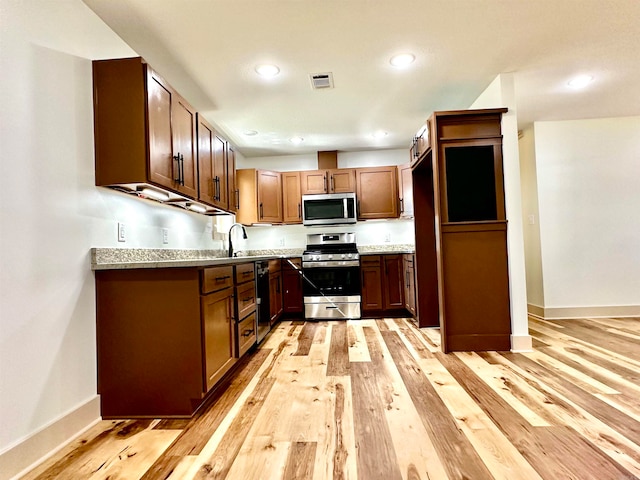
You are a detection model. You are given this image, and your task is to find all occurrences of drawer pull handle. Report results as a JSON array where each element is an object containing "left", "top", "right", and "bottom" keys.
[
  {"left": 242, "top": 271, "right": 252, "bottom": 276},
  {"left": 215, "top": 275, "right": 231, "bottom": 282},
  {"left": 242, "top": 329, "right": 254, "bottom": 337},
  {"left": 242, "top": 296, "right": 253, "bottom": 302}
]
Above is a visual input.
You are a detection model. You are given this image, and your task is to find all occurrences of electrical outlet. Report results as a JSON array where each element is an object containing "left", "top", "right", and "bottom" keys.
[
  {"left": 528, "top": 214, "right": 535, "bottom": 225},
  {"left": 118, "top": 223, "right": 126, "bottom": 242},
  {"left": 384, "top": 232, "right": 391, "bottom": 243},
  {"left": 279, "top": 237, "right": 285, "bottom": 247},
  {"left": 162, "top": 228, "right": 169, "bottom": 244}
]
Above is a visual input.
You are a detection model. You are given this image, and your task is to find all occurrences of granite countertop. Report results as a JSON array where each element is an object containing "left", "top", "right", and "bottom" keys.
[
  {"left": 358, "top": 244, "right": 415, "bottom": 255},
  {"left": 90, "top": 244, "right": 415, "bottom": 270},
  {"left": 90, "top": 248, "right": 304, "bottom": 270}
]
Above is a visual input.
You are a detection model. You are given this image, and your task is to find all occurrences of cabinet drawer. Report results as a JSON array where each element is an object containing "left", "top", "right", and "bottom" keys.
[
  {"left": 360, "top": 255, "right": 381, "bottom": 266},
  {"left": 236, "top": 280, "right": 256, "bottom": 320},
  {"left": 201, "top": 266, "right": 234, "bottom": 294},
  {"left": 268, "top": 259, "right": 282, "bottom": 273},
  {"left": 237, "top": 312, "right": 257, "bottom": 357},
  {"left": 235, "top": 262, "right": 255, "bottom": 284}
]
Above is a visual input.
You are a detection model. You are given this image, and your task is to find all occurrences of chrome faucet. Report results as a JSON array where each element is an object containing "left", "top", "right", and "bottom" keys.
[{"left": 228, "top": 223, "right": 247, "bottom": 257}]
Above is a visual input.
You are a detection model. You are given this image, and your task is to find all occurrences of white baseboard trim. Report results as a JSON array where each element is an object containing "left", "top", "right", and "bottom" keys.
[
  {"left": 527, "top": 304, "right": 640, "bottom": 320},
  {"left": 0, "top": 395, "right": 101, "bottom": 480},
  {"left": 511, "top": 334, "right": 533, "bottom": 352}
]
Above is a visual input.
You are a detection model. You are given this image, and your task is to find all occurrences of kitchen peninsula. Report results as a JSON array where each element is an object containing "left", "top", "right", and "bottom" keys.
[{"left": 92, "top": 244, "right": 415, "bottom": 418}]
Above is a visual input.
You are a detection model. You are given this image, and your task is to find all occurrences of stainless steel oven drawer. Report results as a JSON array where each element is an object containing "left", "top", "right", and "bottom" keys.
[{"left": 304, "top": 298, "right": 361, "bottom": 319}]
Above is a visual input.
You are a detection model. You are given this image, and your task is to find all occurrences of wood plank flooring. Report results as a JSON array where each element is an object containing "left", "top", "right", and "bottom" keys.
[{"left": 21, "top": 316, "right": 640, "bottom": 480}]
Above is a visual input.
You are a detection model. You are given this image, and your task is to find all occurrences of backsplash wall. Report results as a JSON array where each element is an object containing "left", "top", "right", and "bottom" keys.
[{"left": 237, "top": 218, "right": 415, "bottom": 252}]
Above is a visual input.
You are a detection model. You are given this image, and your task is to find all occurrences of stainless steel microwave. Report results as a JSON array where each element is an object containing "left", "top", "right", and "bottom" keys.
[{"left": 302, "top": 192, "right": 357, "bottom": 226}]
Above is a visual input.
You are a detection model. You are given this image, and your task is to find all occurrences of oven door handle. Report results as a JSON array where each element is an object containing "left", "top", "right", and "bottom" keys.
[{"left": 343, "top": 198, "right": 348, "bottom": 218}]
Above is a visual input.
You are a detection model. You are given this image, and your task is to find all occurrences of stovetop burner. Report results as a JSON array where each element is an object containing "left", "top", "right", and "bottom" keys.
[{"left": 303, "top": 232, "right": 359, "bottom": 263}]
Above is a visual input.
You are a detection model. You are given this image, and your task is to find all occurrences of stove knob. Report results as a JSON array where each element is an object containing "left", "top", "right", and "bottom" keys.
[
  {"left": 347, "top": 253, "right": 353, "bottom": 258},
  {"left": 328, "top": 255, "right": 333, "bottom": 260},
  {"left": 341, "top": 254, "right": 346, "bottom": 259}
]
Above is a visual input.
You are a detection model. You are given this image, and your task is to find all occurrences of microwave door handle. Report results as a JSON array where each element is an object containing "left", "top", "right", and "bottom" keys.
[{"left": 343, "top": 198, "right": 348, "bottom": 218}]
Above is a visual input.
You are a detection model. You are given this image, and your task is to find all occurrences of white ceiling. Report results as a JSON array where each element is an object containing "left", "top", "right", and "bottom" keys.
[{"left": 80, "top": 0, "right": 640, "bottom": 157}]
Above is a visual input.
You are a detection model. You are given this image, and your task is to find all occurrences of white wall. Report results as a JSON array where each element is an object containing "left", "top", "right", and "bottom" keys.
[
  {"left": 238, "top": 153, "right": 318, "bottom": 171},
  {"left": 0, "top": 2, "right": 225, "bottom": 477},
  {"left": 518, "top": 126, "right": 545, "bottom": 308},
  {"left": 237, "top": 148, "right": 408, "bottom": 171},
  {"left": 534, "top": 117, "right": 640, "bottom": 310},
  {"left": 338, "top": 149, "right": 407, "bottom": 168},
  {"left": 470, "top": 74, "right": 530, "bottom": 346}
]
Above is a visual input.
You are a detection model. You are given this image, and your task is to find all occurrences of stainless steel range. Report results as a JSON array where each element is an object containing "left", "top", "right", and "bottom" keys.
[{"left": 302, "top": 232, "right": 361, "bottom": 319}]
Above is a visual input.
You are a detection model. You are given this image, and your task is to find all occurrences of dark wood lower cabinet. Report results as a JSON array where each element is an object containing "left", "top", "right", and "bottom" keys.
[
  {"left": 361, "top": 254, "right": 407, "bottom": 317},
  {"left": 282, "top": 258, "right": 303, "bottom": 315},
  {"left": 269, "top": 260, "right": 283, "bottom": 324},
  {"left": 403, "top": 254, "right": 417, "bottom": 318},
  {"left": 95, "top": 265, "right": 238, "bottom": 418},
  {"left": 361, "top": 256, "right": 384, "bottom": 312}
]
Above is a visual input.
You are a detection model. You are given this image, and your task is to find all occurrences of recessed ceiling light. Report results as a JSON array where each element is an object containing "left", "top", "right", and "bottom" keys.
[
  {"left": 243, "top": 130, "right": 258, "bottom": 136},
  {"left": 255, "top": 64, "right": 280, "bottom": 77},
  {"left": 567, "top": 74, "right": 594, "bottom": 88},
  {"left": 289, "top": 136, "right": 304, "bottom": 144},
  {"left": 371, "top": 131, "right": 388, "bottom": 139},
  {"left": 390, "top": 53, "right": 415, "bottom": 68}
]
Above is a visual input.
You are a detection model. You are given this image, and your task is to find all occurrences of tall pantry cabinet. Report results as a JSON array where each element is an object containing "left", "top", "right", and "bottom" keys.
[{"left": 412, "top": 108, "right": 511, "bottom": 352}]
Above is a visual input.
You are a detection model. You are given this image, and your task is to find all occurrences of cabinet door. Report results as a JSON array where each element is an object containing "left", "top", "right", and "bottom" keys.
[
  {"left": 408, "top": 264, "right": 416, "bottom": 315},
  {"left": 282, "top": 172, "right": 302, "bottom": 224},
  {"left": 269, "top": 271, "right": 283, "bottom": 323},
  {"left": 227, "top": 144, "right": 238, "bottom": 213},
  {"left": 201, "top": 288, "right": 235, "bottom": 391},
  {"left": 257, "top": 170, "right": 283, "bottom": 223},
  {"left": 398, "top": 163, "right": 414, "bottom": 218},
  {"left": 283, "top": 262, "right": 303, "bottom": 314},
  {"left": 356, "top": 166, "right": 399, "bottom": 220},
  {"left": 212, "top": 134, "right": 228, "bottom": 209},
  {"left": 328, "top": 168, "right": 356, "bottom": 193},
  {"left": 147, "top": 69, "right": 175, "bottom": 190},
  {"left": 197, "top": 117, "right": 216, "bottom": 206},
  {"left": 361, "top": 256, "right": 383, "bottom": 312},
  {"left": 383, "top": 255, "right": 404, "bottom": 310},
  {"left": 172, "top": 94, "right": 198, "bottom": 198},
  {"left": 300, "top": 170, "right": 328, "bottom": 194}
]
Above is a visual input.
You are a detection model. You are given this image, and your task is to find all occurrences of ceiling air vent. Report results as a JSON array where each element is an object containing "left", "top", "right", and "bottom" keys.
[{"left": 310, "top": 72, "right": 334, "bottom": 90}]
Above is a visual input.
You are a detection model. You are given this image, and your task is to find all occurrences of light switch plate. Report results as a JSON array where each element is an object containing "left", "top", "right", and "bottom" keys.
[
  {"left": 118, "top": 223, "right": 126, "bottom": 242},
  {"left": 162, "top": 228, "right": 169, "bottom": 244}
]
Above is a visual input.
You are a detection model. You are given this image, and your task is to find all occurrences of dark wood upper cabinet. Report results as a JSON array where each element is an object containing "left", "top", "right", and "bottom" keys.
[
  {"left": 398, "top": 163, "right": 414, "bottom": 218},
  {"left": 94, "top": 58, "right": 198, "bottom": 197},
  {"left": 355, "top": 166, "right": 399, "bottom": 220},
  {"left": 236, "top": 169, "right": 283, "bottom": 224},
  {"left": 300, "top": 169, "right": 356, "bottom": 194},
  {"left": 227, "top": 145, "right": 238, "bottom": 213},
  {"left": 328, "top": 168, "right": 356, "bottom": 193},
  {"left": 282, "top": 171, "right": 302, "bottom": 223},
  {"left": 197, "top": 115, "right": 228, "bottom": 210}
]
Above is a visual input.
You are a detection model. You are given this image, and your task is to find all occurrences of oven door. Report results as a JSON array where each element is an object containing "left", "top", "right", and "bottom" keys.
[{"left": 302, "top": 265, "right": 361, "bottom": 297}]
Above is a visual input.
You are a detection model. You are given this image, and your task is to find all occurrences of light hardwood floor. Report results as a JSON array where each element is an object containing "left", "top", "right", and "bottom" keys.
[{"left": 22, "top": 316, "right": 640, "bottom": 479}]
